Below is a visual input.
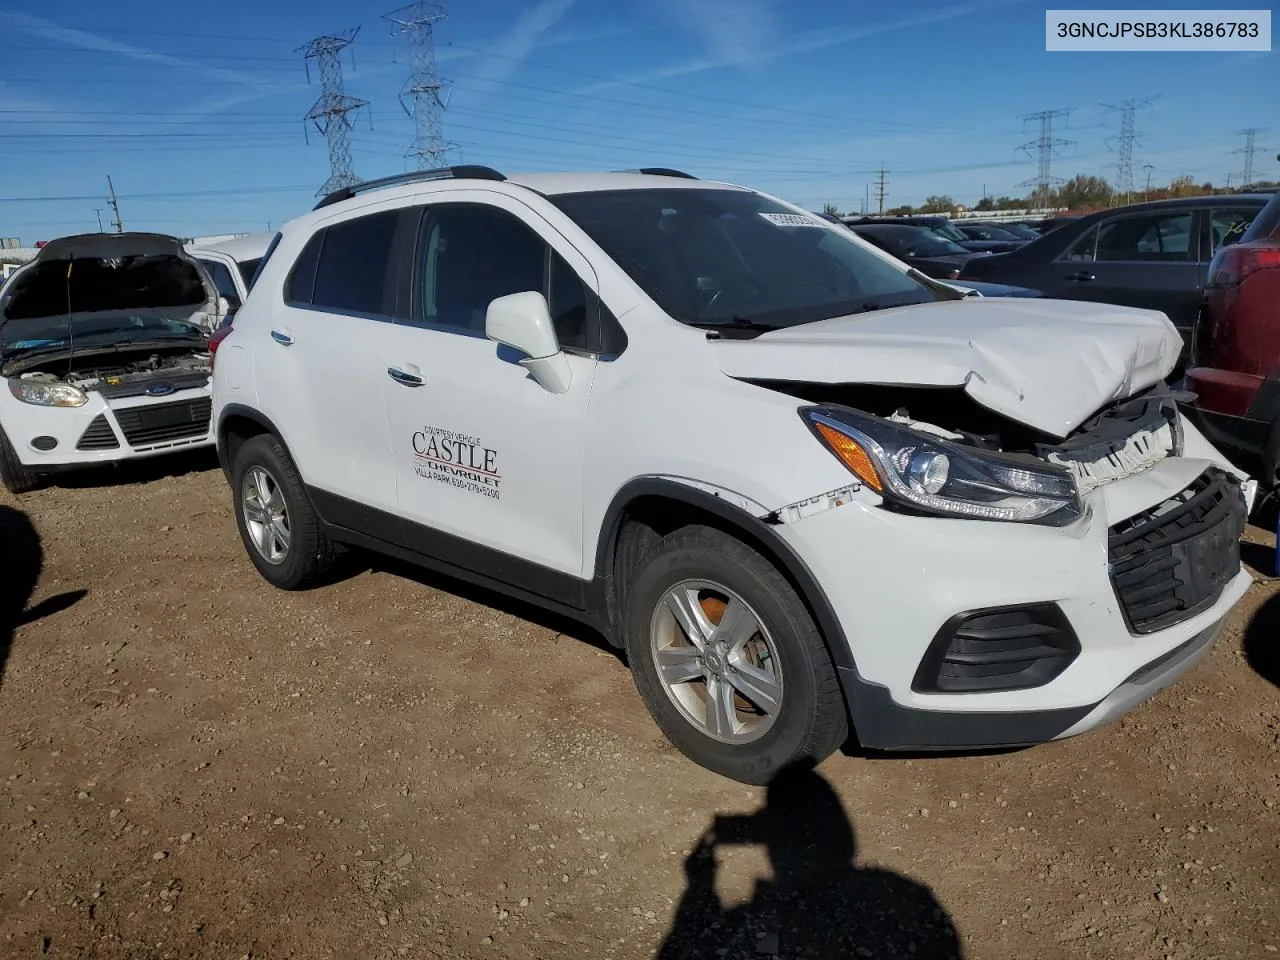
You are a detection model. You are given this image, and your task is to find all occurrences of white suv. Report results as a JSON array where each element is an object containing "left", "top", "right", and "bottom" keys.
[{"left": 212, "top": 166, "right": 1256, "bottom": 784}]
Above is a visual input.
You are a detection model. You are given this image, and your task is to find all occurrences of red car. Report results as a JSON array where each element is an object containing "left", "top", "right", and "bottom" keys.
[{"left": 1185, "top": 189, "right": 1280, "bottom": 488}]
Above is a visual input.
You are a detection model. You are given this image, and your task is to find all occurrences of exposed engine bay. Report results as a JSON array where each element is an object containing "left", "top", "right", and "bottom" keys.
[
  {"left": 12, "top": 347, "right": 212, "bottom": 398},
  {"left": 750, "top": 379, "right": 1182, "bottom": 493}
]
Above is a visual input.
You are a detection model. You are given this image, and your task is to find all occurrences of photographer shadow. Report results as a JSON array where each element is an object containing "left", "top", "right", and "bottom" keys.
[{"left": 659, "top": 766, "right": 962, "bottom": 960}]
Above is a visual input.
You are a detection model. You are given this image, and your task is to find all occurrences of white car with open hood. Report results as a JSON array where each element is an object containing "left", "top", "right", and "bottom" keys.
[
  {"left": 212, "top": 166, "right": 1257, "bottom": 784},
  {"left": 0, "top": 232, "right": 228, "bottom": 493}
]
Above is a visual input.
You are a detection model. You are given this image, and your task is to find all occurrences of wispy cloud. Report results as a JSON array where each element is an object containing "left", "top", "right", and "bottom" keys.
[
  {"left": 577, "top": 0, "right": 1029, "bottom": 93},
  {"left": 454, "top": 0, "right": 576, "bottom": 102},
  {"left": 660, "top": 0, "right": 778, "bottom": 64},
  {"left": 0, "top": 9, "right": 261, "bottom": 86}
]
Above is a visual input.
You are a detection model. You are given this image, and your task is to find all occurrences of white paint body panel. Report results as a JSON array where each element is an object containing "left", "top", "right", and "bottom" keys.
[{"left": 213, "top": 173, "right": 1255, "bottom": 745}]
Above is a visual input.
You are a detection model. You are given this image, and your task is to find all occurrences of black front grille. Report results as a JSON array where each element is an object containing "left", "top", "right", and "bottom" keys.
[
  {"left": 912, "top": 603, "right": 1081, "bottom": 693},
  {"left": 113, "top": 397, "right": 212, "bottom": 448},
  {"left": 1108, "top": 469, "right": 1245, "bottom": 635},
  {"left": 76, "top": 414, "right": 120, "bottom": 450}
]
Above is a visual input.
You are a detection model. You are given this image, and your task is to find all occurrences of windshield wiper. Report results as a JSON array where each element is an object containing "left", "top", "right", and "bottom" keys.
[{"left": 688, "top": 316, "right": 781, "bottom": 338}]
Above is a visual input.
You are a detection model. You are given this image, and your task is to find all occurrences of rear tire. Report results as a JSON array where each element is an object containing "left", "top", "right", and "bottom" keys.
[
  {"left": 230, "top": 434, "right": 336, "bottom": 589},
  {"left": 0, "top": 424, "right": 41, "bottom": 495},
  {"left": 622, "top": 525, "right": 848, "bottom": 784}
]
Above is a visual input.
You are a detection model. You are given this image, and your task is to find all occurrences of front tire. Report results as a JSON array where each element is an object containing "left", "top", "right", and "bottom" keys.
[
  {"left": 230, "top": 434, "right": 335, "bottom": 589},
  {"left": 623, "top": 525, "right": 848, "bottom": 784},
  {"left": 0, "top": 424, "right": 41, "bottom": 495}
]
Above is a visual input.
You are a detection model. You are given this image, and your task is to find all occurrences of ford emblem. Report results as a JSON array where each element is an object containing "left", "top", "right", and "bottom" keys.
[{"left": 146, "top": 382, "right": 177, "bottom": 397}]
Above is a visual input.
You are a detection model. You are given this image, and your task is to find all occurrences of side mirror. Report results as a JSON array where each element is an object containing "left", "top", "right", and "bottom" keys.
[{"left": 485, "top": 291, "right": 572, "bottom": 394}]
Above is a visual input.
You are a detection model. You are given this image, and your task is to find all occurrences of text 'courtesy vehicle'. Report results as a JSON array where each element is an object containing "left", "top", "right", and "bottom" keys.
[
  {"left": 0, "top": 232, "right": 229, "bottom": 494},
  {"left": 213, "top": 167, "right": 1257, "bottom": 785}
]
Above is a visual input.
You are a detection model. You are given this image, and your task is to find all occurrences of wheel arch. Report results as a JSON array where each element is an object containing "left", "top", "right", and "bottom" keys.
[
  {"left": 217, "top": 404, "right": 289, "bottom": 483},
  {"left": 592, "top": 478, "right": 856, "bottom": 679}
]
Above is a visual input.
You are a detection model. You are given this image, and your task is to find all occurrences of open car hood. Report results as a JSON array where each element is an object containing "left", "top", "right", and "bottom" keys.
[
  {"left": 0, "top": 231, "right": 221, "bottom": 336},
  {"left": 711, "top": 297, "right": 1182, "bottom": 439}
]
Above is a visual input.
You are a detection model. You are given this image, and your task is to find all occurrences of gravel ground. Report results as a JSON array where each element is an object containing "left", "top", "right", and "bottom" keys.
[{"left": 1, "top": 453, "right": 1277, "bottom": 960}]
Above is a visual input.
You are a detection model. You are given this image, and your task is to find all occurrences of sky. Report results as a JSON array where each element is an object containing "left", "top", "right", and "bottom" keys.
[{"left": 0, "top": 0, "right": 1275, "bottom": 242}]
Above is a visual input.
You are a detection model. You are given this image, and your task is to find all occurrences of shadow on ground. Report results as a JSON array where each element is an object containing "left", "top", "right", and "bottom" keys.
[
  {"left": 48, "top": 448, "right": 219, "bottom": 491},
  {"left": 1242, "top": 590, "right": 1280, "bottom": 689},
  {"left": 359, "top": 553, "right": 621, "bottom": 661},
  {"left": 1, "top": 506, "right": 39, "bottom": 686},
  {"left": 658, "top": 765, "right": 963, "bottom": 960}
]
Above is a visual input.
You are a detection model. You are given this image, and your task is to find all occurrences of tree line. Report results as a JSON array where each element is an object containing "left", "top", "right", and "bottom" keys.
[{"left": 824, "top": 173, "right": 1280, "bottom": 218}]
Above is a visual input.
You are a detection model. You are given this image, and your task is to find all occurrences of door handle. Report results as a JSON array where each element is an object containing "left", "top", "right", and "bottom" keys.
[
  {"left": 1064, "top": 272, "right": 1096, "bottom": 282},
  {"left": 270, "top": 329, "right": 294, "bottom": 346},
  {"left": 387, "top": 366, "right": 424, "bottom": 387}
]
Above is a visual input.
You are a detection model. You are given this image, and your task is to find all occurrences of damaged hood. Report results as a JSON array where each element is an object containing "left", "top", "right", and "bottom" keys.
[{"left": 712, "top": 297, "right": 1182, "bottom": 439}]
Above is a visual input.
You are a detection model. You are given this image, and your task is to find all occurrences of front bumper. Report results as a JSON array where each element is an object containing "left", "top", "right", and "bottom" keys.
[
  {"left": 0, "top": 385, "right": 214, "bottom": 471},
  {"left": 774, "top": 456, "right": 1254, "bottom": 751}
]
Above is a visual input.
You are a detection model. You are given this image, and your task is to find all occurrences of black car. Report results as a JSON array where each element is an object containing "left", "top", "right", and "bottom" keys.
[
  {"left": 844, "top": 215, "right": 1016, "bottom": 254},
  {"left": 957, "top": 196, "right": 1270, "bottom": 369},
  {"left": 967, "top": 221, "right": 1041, "bottom": 242},
  {"left": 952, "top": 223, "right": 1027, "bottom": 252},
  {"left": 848, "top": 223, "right": 982, "bottom": 279},
  {"left": 1031, "top": 215, "right": 1083, "bottom": 234}
]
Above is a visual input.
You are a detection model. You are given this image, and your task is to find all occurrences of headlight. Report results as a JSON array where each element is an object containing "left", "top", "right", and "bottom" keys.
[
  {"left": 8, "top": 379, "right": 88, "bottom": 408},
  {"left": 804, "top": 406, "right": 1081, "bottom": 526}
]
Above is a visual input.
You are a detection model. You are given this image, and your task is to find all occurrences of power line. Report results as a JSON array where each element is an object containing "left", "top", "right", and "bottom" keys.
[
  {"left": 385, "top": 1, "right": 453, "bottom": 168},
  {"left": 1017, "top": 108, "right": 1073, "bottom": 205},
  {"left": 298, "top": 28, "right": 368, "bottom": 196},
  {"left": 1233, "top": 127, "right": 1269, "bottom": 188},
  {"left": 1102, "top": 97, "right": 1156, "bottom": 202}
]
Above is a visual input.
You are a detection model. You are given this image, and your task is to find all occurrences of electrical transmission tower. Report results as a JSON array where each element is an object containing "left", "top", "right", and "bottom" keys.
[
  {"left": 298, "top": 28, "right": 368, "bottom": 196},
  {"left": 385, "top": 1, "right": 454, "bottom": 168},
  {"left": 1102, "top": 97, "right": 1156, "bottom": 202},
  {"left": 1233, "top": 127, "right": 1268, "bottom": 189},
  {"left": 1017, "top": 108, "right": 1073, "bottom": 207},
  {"left": 874, "top": 164, "right": 888, "bottom": 214}
]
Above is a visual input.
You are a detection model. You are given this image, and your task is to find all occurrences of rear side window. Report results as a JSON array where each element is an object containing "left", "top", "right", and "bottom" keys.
[
  {"left": 311, "top": 211, "right": 400, "bottom": 315},
  {"left": 1208, "top": 208, "right": 1258, "bottom": 255},
  {"left": 1095, "top": 211, "right": 1193, "bottom": 262}
]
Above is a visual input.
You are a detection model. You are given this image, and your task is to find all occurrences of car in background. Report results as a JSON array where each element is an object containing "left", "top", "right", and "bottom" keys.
[
  {"left": 1032, "top": 215, "right": 1084, "bottom": 234},
  {"left": 967, "top": 221, "right": 1041, "bottom": 242},
  {"left": 1184, "top": 189, "right": 1280, "bottom": 487},
  {"left": 952, "top": 223, "right": 1027, "bottom": 251},
  {"left": 186, "top": 232, "right": 275, "bottom": 324},
  {"left": 956, "top": 195, "right": 1270, "bottom": 374},
  {"left": 0, "top": 232, "right": 227, "bottom": 493},
  {"left": 846, "top": 223, "right": 982, "bottom": 279},
  {"left": 847, "top": 215, "right": 1015, "bottom": 253}
]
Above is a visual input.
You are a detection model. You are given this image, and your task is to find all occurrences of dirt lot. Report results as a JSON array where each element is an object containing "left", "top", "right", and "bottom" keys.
[{"left": 1, "top": 453, "right": 1277, "bottom": 960}]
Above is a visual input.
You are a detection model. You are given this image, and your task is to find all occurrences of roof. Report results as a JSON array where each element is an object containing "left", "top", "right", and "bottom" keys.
[
  {"left": 503, "top": 171, "right": 743, "bottom": 196},
  {"left": 186, "top": 232, "right": 275, "bottom": 262},
  {"left": 848, "top": 223, "right": 929, "bottom": 236}
]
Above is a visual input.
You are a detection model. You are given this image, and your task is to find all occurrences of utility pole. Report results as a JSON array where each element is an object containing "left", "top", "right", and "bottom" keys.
[
  {"left": 1142, "top": 163, "right": 1155, "bottom": 199},
  {"left": 385, "top": 1, "right": 453, "bottom": 169},
  {"left": 863, "top": 183, "right": 869, "bottom": 215},
  {"left": 1102, "top": 96, "right": 1156, "bottom": 204},
  {"left": 1233, "top": 127, "right": 1268, "bottom": 189},
  {"left": 1017, "top": 108, "right": 1073, "bottom": 208},
  {"left": 94, "top": 209, "right": 104, "bottom": 232},
  {"left": 106, "top": 176, "right": 123, "bottom": 232},
  {"left": 874, "top": 164, "right": 887, "bottom": 215},
  {"left": 298, "top": 28, "right": 368, "bottom": 196}
]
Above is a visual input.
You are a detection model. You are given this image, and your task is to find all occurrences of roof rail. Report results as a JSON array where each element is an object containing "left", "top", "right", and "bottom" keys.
[
  {"left": 615, "top": 167, "right": 699, "bottom": 180},
  {"left": 313, "top": 165, "right": 506, "bottom": 210}
]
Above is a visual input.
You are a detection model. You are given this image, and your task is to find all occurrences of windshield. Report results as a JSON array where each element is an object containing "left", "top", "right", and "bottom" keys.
[
  {"left": 0, "top": 311, "right": 205, "bottom": 359},
  {"left": 995, "top": 223, "right": 1038, "bottom": 239},
  {"left": 551, "top": 188, "right": 940, "bottom": 328},
  {"left": 901, "top": 229, "right": 968, "bottom": 257},
  {"left": 928, "top": 221, "right": 968, "bottom": 242}
]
